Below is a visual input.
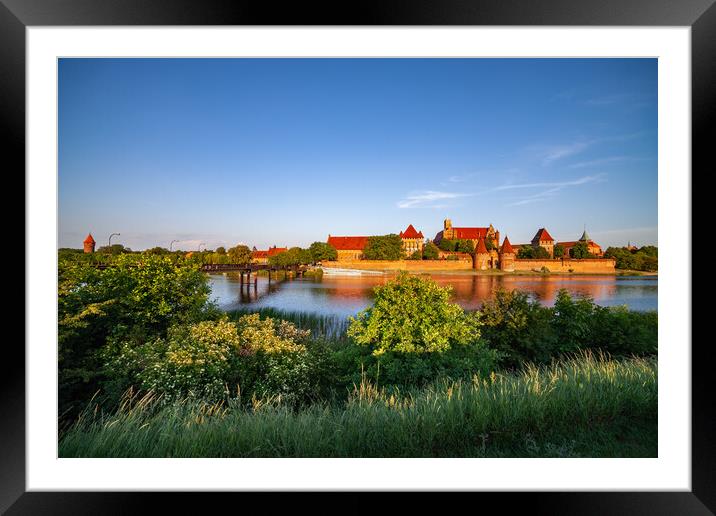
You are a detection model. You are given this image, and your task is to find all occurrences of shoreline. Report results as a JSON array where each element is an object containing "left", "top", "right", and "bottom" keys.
[{"left": 320, "top": 266, "right": 657, "bottom": 277}]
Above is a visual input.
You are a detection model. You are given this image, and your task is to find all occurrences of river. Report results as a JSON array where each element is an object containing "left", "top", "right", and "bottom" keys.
[{"left": 208, "top": 271, "right": 657, "bottom": 317}]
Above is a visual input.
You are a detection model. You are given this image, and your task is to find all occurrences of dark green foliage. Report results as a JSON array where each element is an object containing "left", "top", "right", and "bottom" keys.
[
  {"left": 268, "top": 247, "right": 313, "bottom": 266},
  {"left": 479, "top": 288, "right": 657, "bottom": 368},
  {"left": 422, "top": 242, "right": 440, "bottom": 260},
  {"left": 437, "top": 239, "right": 474, "bottom": 253},
  {"left": 517, "top": 246, "right": 550, "bottom": 259},
  {"left": 569, "top": 241, "right": 594, "bottom": 259},
  {"left": 97, "top": 244, "right": 132, "bottom": 255},
  {"left": 604, "top": 246, "right": 658, "bottom": 272},
  {"left": 553, "top": 244, "right": 565, "bottom": 258},
  {"left": 308, "top": 241, "right": 338, "bottom": 262},
  {"left": 408, "top": 250, "right": 423, "bottom": 260},
  {"left": 363, "top": 234, "right": 405, "bottom": 260}
]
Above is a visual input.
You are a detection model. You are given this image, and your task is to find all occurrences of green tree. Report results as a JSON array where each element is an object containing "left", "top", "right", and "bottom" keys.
[
  {"left": 455, "top": 239, "right": 475, "bottom": 254},
  {"left": 97, "top": 244, "right": 131, "bottom": 255},
  {"left": 348, "top": 272, "right": 481, "bottom": 355},
  {"left": 517, "top": 246, "right": 550, "bottom": 259},
  {"left": 422, "top": 242, "right": 440, "bottom": 260},
  {"left": 216, "top": 246, "right": 226, "bottom": 255},
  {"left": 227, "top": 244, "right": 252, "bottom": 264},
  {"left": 308, "top": 241, "right": 338, "bottom": 263},
  {"left": 438, "top": 239, "right": 457, "bottom": 252},
  {"left": 58, "top": 254, "right": 212, "bottom": 418},
  {"left": 363, "top": 234, "right": 405, "bottom": 261},
  {"left": 569, "top": 241, "right": 594, "bottom": 259},
  {"left": 553, "top": 244, "right": 565, "bottom": 258}
]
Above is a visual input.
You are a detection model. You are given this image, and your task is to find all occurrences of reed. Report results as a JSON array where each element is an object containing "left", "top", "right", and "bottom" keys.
[{"left": 59, "top": 352, "right": 657, "bottom": 458}]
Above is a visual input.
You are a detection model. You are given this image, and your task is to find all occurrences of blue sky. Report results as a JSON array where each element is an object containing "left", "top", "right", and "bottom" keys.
[{"left": 59, "top": 58, "right": 657, "bottom": 251}]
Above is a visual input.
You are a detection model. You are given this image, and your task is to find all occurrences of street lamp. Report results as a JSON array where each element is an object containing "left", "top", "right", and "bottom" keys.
[
  {"left": 108, "top": 233, "right": 120, "bottom": 247},
  {"left": 170, "top": 239, "right": 179, "bottom": 252}
]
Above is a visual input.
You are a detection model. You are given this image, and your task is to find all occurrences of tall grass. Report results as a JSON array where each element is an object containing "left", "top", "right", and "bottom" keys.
[
  {"left": 59, "top": 352, "right": 657, "bottom": 458},
  {"left": 227, "top": 307, "right": 350, "bottom": 340}
]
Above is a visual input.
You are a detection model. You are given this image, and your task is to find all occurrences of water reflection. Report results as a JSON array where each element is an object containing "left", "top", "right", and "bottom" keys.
[{"left": 208, "top": 272, "right": 657, "bottom": 317}]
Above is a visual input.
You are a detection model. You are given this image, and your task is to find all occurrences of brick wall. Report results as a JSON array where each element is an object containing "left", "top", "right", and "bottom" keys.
[
  {"left": 322, "top": 259, "right": 473, "bottom": 271},
  {"left": 512, "top": 258, "right": 616, "bottom": 273}
]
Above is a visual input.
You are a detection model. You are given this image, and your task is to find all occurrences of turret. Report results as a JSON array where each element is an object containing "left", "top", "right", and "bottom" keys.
[
  {"left": 499, "top": 236, "right": 515, "bottom": 272},
  {"left": 444, "top": 218, "right": 452, "bottom": 230},
  {"left": 474, "top": 238, "right": 490, "bottom": 270},
  {"left": 83, "top": 233, "right": 96, "bottom": 253}
]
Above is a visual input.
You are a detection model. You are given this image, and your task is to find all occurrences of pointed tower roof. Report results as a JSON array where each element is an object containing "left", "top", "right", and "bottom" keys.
[
  {"left": 83, "top": 233, "right": 95, "bottom": 244},
  {"left": 500, "top": 236, "right": 515, "bottom": 254},
  {"left": 476, "top": 238, "right": 489, "bottom": 254},
  {"left": 579, "top": 228, "right": 591, "bottom": 242},
  {"left": 532, "top": 228, "right": 554, "bottom": 242},
  {"left": 399, "top": 224, "right": 424, "bottom": 239}
]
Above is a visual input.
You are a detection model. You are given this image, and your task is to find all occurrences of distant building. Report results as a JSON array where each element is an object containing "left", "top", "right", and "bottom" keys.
[
  {"left": 83, "top": 233, "right": 95, "bottom": 253},
  {"left": 327, "top": 235, "right": 369, "bottom": 261},
  {"left": 434, "top": 219, "right": 500, "bottom": 250},
  {"left": 557, "top": 229, "right": 604, "bottom": 258},
  {"left": 531, "top": 228, "right": 555, "bottom": 257},
  {"left": 251, "top": 245, "right": 287, "bottom": 264},
  {"left": 399, "top": 224, "right": 425, "bottom": 256}
]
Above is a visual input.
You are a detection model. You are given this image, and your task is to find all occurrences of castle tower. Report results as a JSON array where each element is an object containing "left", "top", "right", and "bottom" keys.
[
  {"left": 444, "top": 218, "right": 452, "bottom": 230},
  {"left": 474, "top": 238, "right": 490, "bottom": 270},
  {"left": 498, "top": 236, "right": 516, "bottom": 272},
  {"left": 83, "top": 233, "right": 96, "bottom": 253}
]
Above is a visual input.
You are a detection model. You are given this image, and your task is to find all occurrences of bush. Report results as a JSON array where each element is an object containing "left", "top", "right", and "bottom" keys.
[
  {"left": 105, "top": 314, "right": 313, "bottom": 404},
  {"left": 347, "top": 272, "right": 482, "bottom": 355},
  {"left": 479, "top": 289, "right": 557, "bottom": 367},
  {"left": 363, "top": 234, "right": 405, "bottom": 261},
  {"left": 58, "top": 255, "right": 213, "bottom": 416}
]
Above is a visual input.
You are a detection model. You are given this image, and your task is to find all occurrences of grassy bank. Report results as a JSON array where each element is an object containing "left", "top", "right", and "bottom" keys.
[{"left": 59, "top": 353, "right": 656, "bottom": 458}]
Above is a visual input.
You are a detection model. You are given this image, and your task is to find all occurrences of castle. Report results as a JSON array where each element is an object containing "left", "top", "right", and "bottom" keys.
[{"left": 326, "top": 218, "right": 610, "bottom": 272}]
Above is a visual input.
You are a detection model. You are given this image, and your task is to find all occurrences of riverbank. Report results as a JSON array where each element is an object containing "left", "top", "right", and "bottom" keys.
[{"left": 59, "top": 353, "right": 657, "bottom": 458}]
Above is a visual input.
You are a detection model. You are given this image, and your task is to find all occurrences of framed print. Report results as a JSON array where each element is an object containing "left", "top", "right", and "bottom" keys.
[{"left": 4, "top": 0, "right": 712, "bottom": 513}]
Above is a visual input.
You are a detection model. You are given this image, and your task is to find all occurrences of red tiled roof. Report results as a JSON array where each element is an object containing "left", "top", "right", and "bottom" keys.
[
  {"left": 500, "top": 237, "right": 515, "bottom": 254},
  {"left": 251, "top": 250, "right": 269, "bottom": 258},
  {"left": 533, "top": 228, "right": 554, "bottom": 242},
  {"left": 399, "top": 224, "right": 424, "bottom": 239},
  {"left": 452, "top": 227, "right": 489, "bottom": 240},
  {"left": 476, "top": 238, "right": 489, "bottom": 254},
  {"left": 327, "top": 236, "right": 369, "bottom": 251},
  {"left": 267, "top": 247, "right": 287, "bottom": 256},
  {"left": 558, "top": 240, "right": 601, "bottom": 248},
  {"left": 83, "top": 233, "right": 95, "bottom": 244}
]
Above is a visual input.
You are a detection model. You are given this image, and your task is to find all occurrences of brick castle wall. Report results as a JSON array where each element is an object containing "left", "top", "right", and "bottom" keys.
[
  {"left": 322, "top": 259, "right": 473, "bottom": 271},
  {"left": 512, "top": 258, "right": 616, "bottom": 273}
]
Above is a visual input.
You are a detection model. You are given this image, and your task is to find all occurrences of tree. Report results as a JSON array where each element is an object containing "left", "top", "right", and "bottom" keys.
[
  {"left": 308, "top": 241, "right": 338, "bottom": 263},
  {"left": 227, "top": 244, "right": 252, "bottom": 264},
  {"left": 455, "top": 239, "right": 475, "bottom": 254},
  {"left": 485, "top": 239, "right": 496, "bottom": 251},
  {"left": 438, "top": 239, "right": 457, "bottom": 252},
  {"left": 363, "top": 234, "right": 405, "bottom": 261},
  {"left": 517, "top": 246, "right": 550, "bottom": 259},
  {"left": 347, "top": 272, "right": 481, "bottom": 355},
  {"left": 422, "top": 242, "right": 440, "bottom": 260},
  {"left": 145, "top": 247, "right": 169, "bottom": 255},
  {"left": 553, "top": 244, "right": 565, "bottom": 258},
  {"left": 569, "top": 241, "right": 594, "bottom": 259},
  {"left": 97, "top": 244, "right": 131, "bottom": 255},
  {"left": 216, "top": 246, "right": 226, "bottom": 255},
  {"left": 407, "top": 250, "right": 422, "bottom": 260}
]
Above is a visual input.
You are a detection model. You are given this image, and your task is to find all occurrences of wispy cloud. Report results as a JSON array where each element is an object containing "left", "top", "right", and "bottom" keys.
[
  {"left": 495, "top": 174, "right": 606, "bottom": 192},
  {"left": 530, "top": 141, "right": 592, "bottom": 166},
  {"left": 397, "top": 190, "right": 472, "bottom": 209},
  {"left": 499, "top": 174, "right": 607, "bottom": 207},
  {"left": 568, "top": 156, "right": 632, "bottom": 169}
]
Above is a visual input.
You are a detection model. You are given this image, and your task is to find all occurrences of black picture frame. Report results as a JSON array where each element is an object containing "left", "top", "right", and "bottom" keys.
[{"left": 4, "top": 1, "right": 711, "bottom": 513}]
